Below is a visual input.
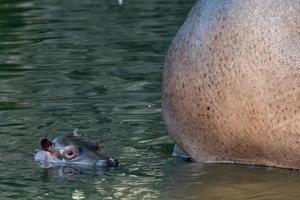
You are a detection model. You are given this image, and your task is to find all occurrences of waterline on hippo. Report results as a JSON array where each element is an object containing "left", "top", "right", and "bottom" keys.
[
  {"left": 34, "top": 129, "right": 118, "bottom": 169},
  {"left": 163, "top": 0, "right": 299, "bottom": 169}
]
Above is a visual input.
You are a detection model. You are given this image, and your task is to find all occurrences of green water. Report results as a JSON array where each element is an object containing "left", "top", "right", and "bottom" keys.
[{"left": 1, "top": 0, "right": 300, "bottom": 199}]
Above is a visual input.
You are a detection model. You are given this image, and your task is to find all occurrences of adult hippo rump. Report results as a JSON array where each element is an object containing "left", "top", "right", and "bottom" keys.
[{"left": 163, "top": 0, "right": 299, "bottom": 168}]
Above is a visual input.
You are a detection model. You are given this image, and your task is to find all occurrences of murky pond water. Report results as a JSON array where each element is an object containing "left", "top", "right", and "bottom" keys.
[{"left": 1, "top": 0, "right": 300, "bottom": 199}]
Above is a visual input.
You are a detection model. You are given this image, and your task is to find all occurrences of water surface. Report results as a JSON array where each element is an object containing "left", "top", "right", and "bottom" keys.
[{"left": 0, "top": 0, "right": 300, "bottom": 199}]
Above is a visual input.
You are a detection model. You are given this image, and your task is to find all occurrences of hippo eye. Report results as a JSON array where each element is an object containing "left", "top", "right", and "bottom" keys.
[{"left": 63, "top": 145, "right": 80, "bottom": 160}]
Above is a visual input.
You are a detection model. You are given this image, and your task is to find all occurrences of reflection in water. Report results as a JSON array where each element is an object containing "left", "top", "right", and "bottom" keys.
[
  {"left": 162, "top": 162, "right": 300, "bottom": 200},
  {"left": 118, "top": 0, "right": 123, "bottom": 6},
  {"left": 72, "top": 190, "right": 85, "bottom": 200},
  {"left": 39, "top": 164, "right": 110, "bottom": 181},
  {"left": 43, "top": 165, "right": 82, "bottom": 180}
]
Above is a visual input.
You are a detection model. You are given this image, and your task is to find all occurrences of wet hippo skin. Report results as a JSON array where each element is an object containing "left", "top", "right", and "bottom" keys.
[
  {"left": 162, "top": 0, "right": 299, "bottom": 168},
  {"left": 34, "top": 130, "right": 118, "bottom": 169}
]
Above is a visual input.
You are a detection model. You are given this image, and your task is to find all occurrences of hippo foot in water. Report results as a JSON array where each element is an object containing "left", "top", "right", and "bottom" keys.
[
  {"left": 34, "top": 129, "right": 118, "bottom": 169},
  {"left": 172, "top": 144, "right": 193, "bottom": 162}
]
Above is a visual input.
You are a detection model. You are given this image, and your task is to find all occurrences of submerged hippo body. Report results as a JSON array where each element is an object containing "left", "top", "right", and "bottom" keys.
[
  {"left": 163, "top": 0, "right": 299, "bottom": 168},
  {"left": 34, "top": 130, "right": 118, "bottom": 169}
]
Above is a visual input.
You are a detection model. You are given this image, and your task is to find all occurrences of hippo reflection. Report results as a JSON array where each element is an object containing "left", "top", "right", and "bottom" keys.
[
  {"left": 39, "top": 165, "right": 108, "bottom": 180},
  {"left": 34, "top": 130, "right": 118, "bottom": 169}
]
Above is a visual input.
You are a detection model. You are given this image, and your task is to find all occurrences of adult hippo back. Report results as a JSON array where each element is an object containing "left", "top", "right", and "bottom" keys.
[{"left": 162, "top": 0, "right": 299, "bottom": 169}]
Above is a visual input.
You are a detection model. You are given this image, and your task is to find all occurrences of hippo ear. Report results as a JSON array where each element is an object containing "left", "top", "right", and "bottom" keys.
[
  {"left": 94, "top": 143, "right": 100, "bottom": 151},
  {"left": 40, "top": 138, "right": 54, "bottom": 151},
  {"left": 90, "top": 141, "right": 100, "bottom": 151},
  {"left": 73, "top": 128, "right": 80, "bottom": 137},
  {"left": 86, "top": 141, "right": 100, "bottom": 151}
]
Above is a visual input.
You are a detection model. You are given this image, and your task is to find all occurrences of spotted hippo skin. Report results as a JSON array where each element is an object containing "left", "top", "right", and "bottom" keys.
[{"left": 163, "top": 0, "right": 299, "bottom": 168}]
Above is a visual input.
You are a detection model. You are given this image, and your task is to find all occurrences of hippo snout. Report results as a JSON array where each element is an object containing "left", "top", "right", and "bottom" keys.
[{"left": 96, "top": 157, "right": 119, "bottom": 168}]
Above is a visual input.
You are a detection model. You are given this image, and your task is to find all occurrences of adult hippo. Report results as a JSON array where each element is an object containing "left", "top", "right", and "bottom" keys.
[{"left": 162, "top": 0, "right": 299, "bottom": 168}]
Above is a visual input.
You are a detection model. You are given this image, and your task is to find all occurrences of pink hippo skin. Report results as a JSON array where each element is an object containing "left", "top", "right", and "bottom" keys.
[{"left": 163, "top": 0, "right": 299, "bottom": 169}]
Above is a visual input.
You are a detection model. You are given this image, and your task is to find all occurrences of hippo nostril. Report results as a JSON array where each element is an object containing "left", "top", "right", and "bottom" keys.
[
  {"left": 109, "top": 158, "right": 119, "bottom": 168},
  {"left": 96, "top": 158, "right": 119, "bottom": 168}
]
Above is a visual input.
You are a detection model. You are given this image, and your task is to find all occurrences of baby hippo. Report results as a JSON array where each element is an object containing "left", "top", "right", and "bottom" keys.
[{"left": 34, "top": 130, "right": 118, "bottom": 168}]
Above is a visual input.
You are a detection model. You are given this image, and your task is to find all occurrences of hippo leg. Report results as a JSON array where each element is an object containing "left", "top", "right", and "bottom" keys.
[{"left": 172, "top": 144, "right": 193, "bottom": 162}]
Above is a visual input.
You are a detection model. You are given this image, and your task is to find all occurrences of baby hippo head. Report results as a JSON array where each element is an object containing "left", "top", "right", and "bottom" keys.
[{"left": 34, "top": 130, "right": 118, "bottom": 168}]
